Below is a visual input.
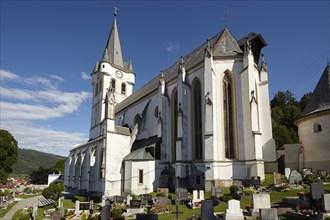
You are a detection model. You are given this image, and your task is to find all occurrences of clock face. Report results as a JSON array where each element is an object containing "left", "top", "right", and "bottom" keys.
[{"left": 116, "top": 70, "right": 123, "bottom": 78}]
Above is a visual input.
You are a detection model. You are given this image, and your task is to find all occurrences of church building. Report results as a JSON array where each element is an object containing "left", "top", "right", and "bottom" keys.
[{"left": 64, "top": 11, "right": 276, "bottom": 198}]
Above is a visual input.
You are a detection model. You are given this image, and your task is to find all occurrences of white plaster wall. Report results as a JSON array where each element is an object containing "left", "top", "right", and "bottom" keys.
[
  {"left": 298, "top": 113, "right": 330, "bottom": 171},
  {"left": 126, "top": 161, "right": 155, "bottom": 195},
  {"left": 104, "top": 131, "right": 131, "bottom": 196}
]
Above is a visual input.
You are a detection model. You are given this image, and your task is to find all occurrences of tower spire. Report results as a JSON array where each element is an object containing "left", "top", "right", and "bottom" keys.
[{"left": 104, "top": 6, "right": 124, "bottom": 69}]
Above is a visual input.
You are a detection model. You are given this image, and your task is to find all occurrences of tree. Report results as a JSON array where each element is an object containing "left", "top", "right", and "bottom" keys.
[
  {"left": 54, "top": 159, "right": 65, "bottom": 173},
  {"left": 42, "top": 183, "right": 64, "bottom": 201},
  {"left": 29, "top": 166, "right": 54, "bottom": 184},
  {"left": 299, "top": 92, "right": 312, "bottom": 111},
  {"left": 0, "top": 129, "right": 18, "bottom": 184},
  {"left": 271, "top": 90, "right": 299, "bottom": 108}
]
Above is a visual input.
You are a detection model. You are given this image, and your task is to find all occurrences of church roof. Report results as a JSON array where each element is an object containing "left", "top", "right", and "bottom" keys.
[
  {"left": 302, "top": 64, "right": 330, "bottom": 116},
  {"left": 123, "top": 136, "right": 160, "bottom": 161},
  {"left": 116, "top": 28, "right": 258, "bottom": 113},
  {"left": 101, "top": 14, "right": 133, "bottom": 73},
  {"left": 237, "top": 32, "right": 267, "bottom": 64}
]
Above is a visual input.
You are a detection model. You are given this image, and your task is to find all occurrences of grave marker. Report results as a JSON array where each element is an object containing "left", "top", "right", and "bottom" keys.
[
  {"left": 157, "top": 188, "right": 169, "bottom": 197},
  {"left": 211, "top": 187, "right": 223, "bottom": 198},
  {"left": 323, "top": 194, "right": 330, "bottom": 212},
  {"left": 289, "top": 170, "right": 302, "bottom": 184},
  {"left": 252, "top": 193, "right": 271, "bottom": 212},
  {"left": 273, "top": 172, "right": 282, "bottom": 185},
  {"left": 176, "top": 188, "right": 188, "bottom": 201},
  {"left": 201, "top": 200, "right": 214, "bottom": 220},
  {"left": 310, "top": 182, "right": 324, "bottom": 200},
  {"left": 225, "top": 199, "right": 244, "bottom": 220},
  {"left": 130, "top": 199, "right": 141, "bottom": 208},
  {"left": 285, "top": 168, "right": 291, "bottom": 180},
  {"left": 259, "top": 208, "right": 278, "bottom": 220}
]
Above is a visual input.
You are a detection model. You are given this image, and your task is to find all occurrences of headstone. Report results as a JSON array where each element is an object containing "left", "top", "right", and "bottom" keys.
[
  {"left": 259, "top": 208, "right": 278, "bottom": 220},
  {"left": 273, "top": 172, "right": 282, "bottom": 185},
  {"left": 101, "top": 205, "right": 110, "bottom": 220},
  {"left": 136, "top": 213, "right": 158, "bottom": 220},
  {"left": 193, "top": 190, "right": 199, "bottom": 201},
  {"left": 130, "top": 199, "right": 141, "bottom": 208},
  {"left": 225, "top": 199, "right": 244, "bottom": 220},
  {"left": 113, "top": 195, "right": 124, "bottom": 203},
  {"left": 142, "top": 194, "right": 153, "bottom": 204},
  {"left": 127, "top": 194, "right": 132, "bottom": 205},
  {"left": 157, "top": 188, "right": 169, "bottom": 197},
  {"left": 310, "top": 182, "right": 324, "bottom": 200},
  {"left": 252, "top": 193, "right": 271, "bottom": 212},
  {"left": 323, "top": 194, "right": 330, "bottom": 212},
  {"left": 251, "top": 176, "right": 261, "bottom": 189},
  {"left": 201, "top": 200, "right": 214, "bottom": 220},
  {"left": 51, "top": 211, "right": 61, "bottom": 220},
  {"left": 199, "top": 190, "right": 205, "bottom": 201},
  {"left": 75, "top": 200, "right": 80, "bottom": 212},
  {"left": 289, "top": 170, "right": 302, "bottom": 184},
  {"left": 176, "top": 188, "right": 188, "bottom": 201},
  {"left": 79, "top": 202, "right": 90, "bottom": 210},
  {"left": 153, "top": 197, "right": 169, "bottom": 213},
  {"left": 318, "top": 170, "right": 327, "bottom": 177},
  {"left": 285, "top": 168, "right": 291, "bottom": 180},
  {"left": 211, "top": 187, "right": 223, "bottom": 198},
  {"left": 302, "top": 168, "right": 312, "bottom": 177}
]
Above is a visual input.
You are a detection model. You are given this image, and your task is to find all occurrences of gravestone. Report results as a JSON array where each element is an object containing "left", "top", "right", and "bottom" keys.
[
  {"left": 289, "top": 170, "right": 302, "bottom": 184},
  {"left": 251, "top": 176, "right": 261, "bottom": 189},
  {"left": 273, "top": 172, "right": 282, "bottom": 185},
  {"left": 225, "top": 199, "right": 244, "bottom": 220},
  {"left": 130, "top": 199, "right": 141, "bottom": 208},
  {"left": 201, "top": 200, "right": 214, "bottom": 220},
  {"left": 193, "top": 190, "right": 199, "bottom": 201},
  {"left": 136, "top": 213, "right": 158, "bottom": 220},
  {"left": 310, "top": 182, "right": 324, "bottom": 200},
  {"left": 157, "top": 188, "right": 169, "bottom": 197},
  {"left": 323, "top": 194, "right": 330, "bottom": 212},
  {"left": 101, "top": 204, "right": 110, "bottom": 220},
  {"left": 199, "top": 190, "right": 205, "bottom": 200},
  {"left": 302, "top": 168, "right": 312, "bottom": 177},
  {"left": 285, "top": 168, "right": 291, "bottom": 180},
  {"left": 259, "top": 208, "right": 278, "bottom": 220},
  {"left": 211, "top": 187, "right": 223, "bottom": 198},
  {"left": 153, "top": 196, "right": 169, "bottom": 213},
  {"left": 127, "top": 195, "right": 132, "bottom": 205},
  {"left": 113, "top": 195, "right": 124, "bottom": 203},
  {"left": 51, "top": 211, "right": 61, "bottom": 220},
  {"left": 142, "top": 194, "right": 153, "bottom": 204},
  {"left": 176, "top": 188, "right": 188, "bottom": 201},
  {"left": 79, "top": 202, "right": 90, "bottom": 210},
  {"left": 252, "top": 193, "right": 271, "bottom": 212}
]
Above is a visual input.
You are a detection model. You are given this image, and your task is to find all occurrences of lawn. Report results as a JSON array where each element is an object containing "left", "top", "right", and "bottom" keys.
[{"left": 0, "top": 201, "right": 18, "bottom": 218}]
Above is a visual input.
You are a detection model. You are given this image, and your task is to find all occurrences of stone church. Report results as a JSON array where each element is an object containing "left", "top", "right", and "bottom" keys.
[{"left": 64, "top": 11, "right": 276, "bottom": 198}]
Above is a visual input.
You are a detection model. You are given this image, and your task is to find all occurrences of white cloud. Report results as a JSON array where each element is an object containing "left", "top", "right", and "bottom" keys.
[
  {"left": 0, "top": 69, "right": 91, "bottom": 156},
  {"left": 81, "top": 71, "right": 91, "bottom": 80},
  {"left": 0, "top": 69, "right": 19, "bottom": 81},
  {"left": 166, "top": 42, "right": 180, "bottom": 52}
]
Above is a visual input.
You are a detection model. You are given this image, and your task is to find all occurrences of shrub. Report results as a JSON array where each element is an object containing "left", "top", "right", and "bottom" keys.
[
  {"left": 219, "top": 195, "right": 233, "bottom": 202},
  {"left": 111, "top": 207, "right": 122, "bottom": 219},
  {"left": 229, "top": 185, "right": 239, "bottom": 194}
]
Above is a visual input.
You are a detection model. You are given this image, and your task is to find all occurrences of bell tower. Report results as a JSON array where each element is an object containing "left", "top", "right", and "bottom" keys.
[{"left": 89, "top": 8, "right": 135, "bottom": 140}]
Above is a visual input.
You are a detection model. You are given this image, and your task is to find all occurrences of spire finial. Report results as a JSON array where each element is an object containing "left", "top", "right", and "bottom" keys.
[
  {"left": 223, "top": 7, "right": 228, "bottom": 28},
  {"left": 114, "top": 6, "right": 118, "bottom": 17}
]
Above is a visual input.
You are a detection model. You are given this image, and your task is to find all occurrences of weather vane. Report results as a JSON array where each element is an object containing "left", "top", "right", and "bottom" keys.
[
  {"left": 223, "top": 7, "right": 228, "bottom": 28},
  {"left": 114, "top": 6, "right": 118, "bottom": 17}
]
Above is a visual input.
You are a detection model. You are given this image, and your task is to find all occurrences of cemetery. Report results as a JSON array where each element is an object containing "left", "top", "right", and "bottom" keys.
[{"left": 23, "top": 169, "right": 330, "bottom": 219}]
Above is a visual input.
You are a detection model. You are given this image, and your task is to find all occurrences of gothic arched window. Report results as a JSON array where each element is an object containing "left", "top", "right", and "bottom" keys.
[
  {"left": 191, "top": 79, "right": 203, "bottom": 160},
  {"left": 313, "top": 123, "right": 322, "bottom": 133},
  {"left": 99, "top": 148, "right": 104, "bottom": 179},
  {"left": 121, "top": 83, "right": 126, "bottom": 95},
  {"left": 223, "top": 72, "right": 236, "bottom": 159},
  {"left": 171, "top": 88, "right": 178, "bottom": 163}
]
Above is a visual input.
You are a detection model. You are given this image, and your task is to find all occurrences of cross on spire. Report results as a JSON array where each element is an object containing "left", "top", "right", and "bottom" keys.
[
  {"left": 114, "top": 6, "right": 118, "bottom": 17},
  {"left": 223, "top": 7, "right": 228, "bottom": 28}
]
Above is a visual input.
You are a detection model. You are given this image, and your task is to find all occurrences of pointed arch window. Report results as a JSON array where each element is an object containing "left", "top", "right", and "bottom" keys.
[
  {"left": 171, "top": 88, "right": 178, "bottom": 163},
  {"left": 121, "top": 83, "right": 126, "bottom": 95},
  {"left": 99, "top": 148, "right": 104, "bottom": 179},
  {"left": 223, "top": 72, "right": 236, "bottom": 159},
  {"left": 191, "top": 79, "right": 203, "bottom": 160}
]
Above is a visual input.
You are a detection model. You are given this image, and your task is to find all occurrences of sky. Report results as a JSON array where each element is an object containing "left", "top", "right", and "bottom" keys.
[{"left": 1, "top": 1, "right": 329, "bottom": 157}]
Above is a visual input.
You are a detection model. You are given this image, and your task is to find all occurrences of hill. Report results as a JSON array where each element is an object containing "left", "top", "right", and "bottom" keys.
[{"left": 11, "top": 148, "right": 66, "bottom": 175}]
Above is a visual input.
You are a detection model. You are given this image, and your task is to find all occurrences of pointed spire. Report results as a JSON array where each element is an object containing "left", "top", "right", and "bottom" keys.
[
  {"left": 102, "top": 48, "right": 110, "bottom": 62},
  {"left": 128, "top": 60, "right": 134, "bottom": 72},
  {"left": 261, "top": 53, "right": 268, "bottom": 72},
  {"left": 105, "top": 8, "right": 124, "bottom": 69}
]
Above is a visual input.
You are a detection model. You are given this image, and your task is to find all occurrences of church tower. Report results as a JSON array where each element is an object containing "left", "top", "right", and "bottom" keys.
[{"left": 89, "top": 9, "right": 135, "bottom": 140}]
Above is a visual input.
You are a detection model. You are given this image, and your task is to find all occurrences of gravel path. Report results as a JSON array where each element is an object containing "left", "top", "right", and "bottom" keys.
[{"left": 1, "top": 196, "right": 41, "bottom": 220}]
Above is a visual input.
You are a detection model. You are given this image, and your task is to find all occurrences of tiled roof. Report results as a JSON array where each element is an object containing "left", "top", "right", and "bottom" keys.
[
  {"left": 115, "top": 28, "right": 249, "bottom": 113},
  {"left": 302, "top": 64, "right": 330, "bottom": 116}
]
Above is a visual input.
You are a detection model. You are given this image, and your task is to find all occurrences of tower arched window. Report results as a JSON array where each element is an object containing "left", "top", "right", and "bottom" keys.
[
  {"left": 222, "top": 72, "right": 236, "bottom": 159},
  {"left": 313, "top": 123, "right": 322, "bottom": 133},
  {"left": 121, "top": 83, "right": 126, "bottom": 95},
  {"left": 99, "top": 148, "right": 104, "bottom": 179},
  {"left": 191, "top": 79, "right": 203, "bottom": 160},
  {"left": 171, "top": 88, "right": 178, "bottom": 162},
  {"left": 111, "top": 79, "right": 116, "bottom": 92}
]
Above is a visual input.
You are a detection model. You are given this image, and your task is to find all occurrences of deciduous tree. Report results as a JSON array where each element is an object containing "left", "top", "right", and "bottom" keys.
[{"left": 0, "top": 129, "right": 18, "bottom": 184}]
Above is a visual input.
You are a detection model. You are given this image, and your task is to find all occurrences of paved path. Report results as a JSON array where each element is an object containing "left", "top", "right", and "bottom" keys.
[{"left": 1, "top": 195, "right": 41, "bottom": 220}]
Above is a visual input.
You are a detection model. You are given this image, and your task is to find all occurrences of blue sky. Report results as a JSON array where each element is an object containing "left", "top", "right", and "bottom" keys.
[{"left": 1, "top": 1, "right": 329, "bottom": 156}]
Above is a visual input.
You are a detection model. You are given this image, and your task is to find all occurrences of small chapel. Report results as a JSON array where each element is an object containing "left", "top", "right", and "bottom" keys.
[{"left": 64, "top": 10, "right": 276, "bottom": 199}]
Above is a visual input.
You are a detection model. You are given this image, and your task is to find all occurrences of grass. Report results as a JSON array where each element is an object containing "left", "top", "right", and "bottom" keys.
[
  {"left": 0, "top": 201, "right": 18, "bottom": 218},
  {"left": 16, "top": 194, "right": 41, "bottom": 199}
]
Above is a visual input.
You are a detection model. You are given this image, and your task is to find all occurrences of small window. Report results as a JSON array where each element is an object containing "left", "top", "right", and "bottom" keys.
[
  {"left": 121, "top": 83, "right": 126, "bottom": 95},
  {"left": 154, "top": 106, "right": 159, "bottom": 118},
  {"left": 111, "top": 79, "right": 116, "bottom": 91},
  {"left": 138, "top": 169, "right": 143, "bottom": 184},
  {"left": 102, "top": 64, "right": 105, "bottom": 68},
  {"left": 314, "top": 123, "right": 322, "bottom": 132},
  {"left": 155, "top": 141, "right": 161, "bottom": 160}
]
